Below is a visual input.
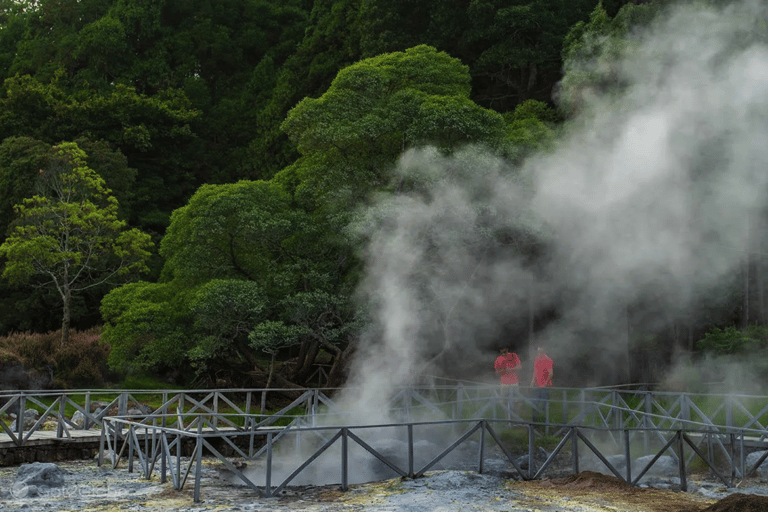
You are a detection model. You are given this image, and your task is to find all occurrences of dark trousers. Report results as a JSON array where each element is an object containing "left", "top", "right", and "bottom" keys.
[{"left": 532, "top": 387, "right": 549, "bottom": 423}]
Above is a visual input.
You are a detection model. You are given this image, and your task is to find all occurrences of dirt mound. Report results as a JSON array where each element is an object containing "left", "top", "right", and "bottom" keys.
[
  {"left": 543, "top": 471, "right": 633, "bottom": 491},
  {"left": 697, "top": 493, "right": 768, "bottom": 512}
]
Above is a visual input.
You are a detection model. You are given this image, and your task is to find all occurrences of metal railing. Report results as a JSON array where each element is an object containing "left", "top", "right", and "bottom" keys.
[
  {"left": 3, "top": 385, "right": 768, "bottom": 445},
  {"left": 97, "top": 412, "right": 768, "bottom": 502}
]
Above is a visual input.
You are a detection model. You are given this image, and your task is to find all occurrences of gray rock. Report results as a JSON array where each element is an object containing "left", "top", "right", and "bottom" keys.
[
  {"left": 71, "top": 410, "right": 86, "bottom": 428},
  {"left": 95, "top": 449, "right": 117, "bottom": 466},
  {"left": 634, "top": 455, "right": 678, "bottom": 477},
  {"left": 746, "top": 450, "right": 768, "bottom": 476},
  {"left": 91, "top": 401, "right": 113, "bottom": 412},
  {"left": 14, "top": 462, "right": 66, "bottom": 494},
  {"left": 10, "top": 409, "right": 39, "bottom": 430},
  {"left": 580, "top": 453, "right": 627, "bottom": 474}
]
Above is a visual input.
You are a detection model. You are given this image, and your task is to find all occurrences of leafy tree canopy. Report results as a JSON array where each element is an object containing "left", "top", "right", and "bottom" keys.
[
  {"left": 0, "top": 74, "right": 199, "bottom": 229},
  {"left": 0, "top": 142, "right": 153, "bottom": 345},
  {"left": 279, "top": 45, "right": 508, "bottom": 210}
]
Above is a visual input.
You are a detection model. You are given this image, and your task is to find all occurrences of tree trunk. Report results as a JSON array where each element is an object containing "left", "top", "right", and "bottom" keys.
[
  {"left": 325, "top": 343, "right": 354, "bottom": 389},
  {"left": 61, "top": 289, "right": 71, "bottom": 346},
  {"left": 266, "top": 352, "right": 276, "bottom": 389},
  {"left": 292, "top": 337, "right": 320, "bottom": 383}
]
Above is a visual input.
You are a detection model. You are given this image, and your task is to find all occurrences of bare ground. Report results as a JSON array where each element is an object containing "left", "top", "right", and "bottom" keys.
[{"left": 1, "top": 460, "right": 768, "bottom": 511}]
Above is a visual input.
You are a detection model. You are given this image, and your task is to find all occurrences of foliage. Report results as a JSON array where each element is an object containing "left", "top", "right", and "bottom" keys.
[
  {"left": 0, "top": 74, "right": 200, "bottom": 230},
  {"left": 697, "top": 325, "right": 768, "bottom": 355},
  {"left": 558, "top": 1, "right": 668, "bottom": 115},
  {"left": 0, "top": 142, "right": 153, "bottom": 345},
  {"left": 280, "top": 45, "right": 507, "bottom": 211},
  {"left": 100, "top": 280, "right": 192, "bottom": 374},
  {"left": 0, "top": 327, "right": 110, "bottom": 388}
]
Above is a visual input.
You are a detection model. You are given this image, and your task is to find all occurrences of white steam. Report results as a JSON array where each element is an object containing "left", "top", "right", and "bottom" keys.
[{"left": 336, "top": 0, "right": 768, "bottom": 422}]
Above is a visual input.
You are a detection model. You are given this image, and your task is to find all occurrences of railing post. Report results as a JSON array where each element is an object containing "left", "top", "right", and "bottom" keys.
[
  {"left": 572, "top": 427, "right": 579, "bottom": 474},
  {"left": 677, "top": 430, "right": 687, "bottom": 491},
  {"left": 97, "top": 422, "right": 105, "bottom": 466},
  {"left": 740, "top": 431, "right": 746, "bottom": 481},
  {"left": 265, "top": 431, "right": 273, "bottom": 497},
  {"left": 624, "top": 429, "right": 632, "bottom": 484},
  {"left": 730, "top": 432, "right": 736, "bottom": 486},
  {"left": 726, "top": 395, "right": 733, "bottom": 431},
  {"left": 562, "top": 389, "right": 568, "bottom": 425},
  {"left": 177, "top": 394, "right": 185, "bottom": 430},
  {"left": 457, "top": 383, "right": 464, "bottom": 420},
  {"left": 479, "top": 421, "right": 486, "bottom": 474},
  {"left": 407, "top": 424, "right": 414, "bottom": 478},
  {"left": 341, "top": 428, "right": 348, "bottom": 491},
  {"left": 161, "top": 392, "right": 168, "bottom": 429},
  {"left": 194, "top": 419, "right": 203, "bottom": 502},
  {"left": 312, "top": 389, "right": 318, "bottom": 427},
  {"left": 528, "top": 424, "right": 536, "bottom": 479},
  {"left": 681, "top": 394, "right": 690, "bottom": 431},
  {"left": 213, "top": 391, "right": 219, "bottom": 429},
  {"left": 160, "top": 428, "right": 167, "bottom": 484},
  {"left": 17, "top": 393, "right": 26, "bottom": 439},
  {"left": 245, "top": 392, "right": 252, "bottom": 430},
  {"left": 57, "top": 393, "right": 66, "bottom": 438},
  {"left": 644, "top": 392, "right": 652, "bottom": 454},
  {"left": 118, "top": 392, "right": 127, "bottom": 417},
  {"left": 128, "top": 424, "right": 134, "bottom": 473},
  {"left": 545, "top": 391, "right": 550, "bottom": 436},
  {"left": 84, "top": 391, "right": 92, "bottom": 430}
]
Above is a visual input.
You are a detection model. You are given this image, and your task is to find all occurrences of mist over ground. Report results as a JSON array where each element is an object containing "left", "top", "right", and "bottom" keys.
[{"left": 334, "top": 0, "right": 768, "bottom": 423}]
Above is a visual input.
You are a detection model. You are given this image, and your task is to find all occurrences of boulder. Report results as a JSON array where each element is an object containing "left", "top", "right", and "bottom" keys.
[
  {"left": 71, "top": 410, "right": 86, "bottom": 428},
  {"left": 95, "top": 449, "right": 117, "bottom": 466},
  {"left": 633, "top": 455, "right": 678, "bottom": 477},
  {"left": 12, "top": 462, "right": 65, "bottom": 497},
  {"left": 90, "top": 401, "right": 113, "bottom": 412},
  {"left": 10, "top": 409, "right": 40, "bottom": 431},
  {"left": 746, "top": 450, "right": 768, "bottom": 476}
]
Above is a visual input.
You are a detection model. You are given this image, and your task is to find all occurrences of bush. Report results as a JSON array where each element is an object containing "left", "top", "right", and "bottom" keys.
[
  {"left": 0, "top": 327, "right": 110, "bottom": 388},
  {"left": 697, "top": 325, "right": 768, "bottom": 355}
]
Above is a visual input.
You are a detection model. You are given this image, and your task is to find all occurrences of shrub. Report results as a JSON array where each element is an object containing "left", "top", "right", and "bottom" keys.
[{"left": 0, "top": 327, "right": 110, "bottom": 388}]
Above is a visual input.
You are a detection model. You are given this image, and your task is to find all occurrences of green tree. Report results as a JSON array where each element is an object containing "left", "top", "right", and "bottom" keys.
[
  {"left": 0, "top": 74, "right": 200, "bottom": 230},
  {"left": 0, "top": 142, "right": 153, "bottom": 345},
  {"left": 279, "top": 44, "right": 507, "bottom": 211}
]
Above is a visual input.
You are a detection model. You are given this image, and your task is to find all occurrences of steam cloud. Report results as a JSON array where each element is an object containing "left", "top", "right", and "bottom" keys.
[{"left": 335, "top": 0, "right": 768, "bottom": 422}]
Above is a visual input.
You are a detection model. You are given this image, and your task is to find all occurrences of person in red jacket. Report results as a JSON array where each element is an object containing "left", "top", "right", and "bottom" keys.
[
  {"left": 531, "top": 346, "right": 553, "bottom": 422},
  {"left": 494, "top": 348, "right": 521, "bottom": 386},
  {"left": 494, "top": 347, "right": 522, "bottom": 416}
]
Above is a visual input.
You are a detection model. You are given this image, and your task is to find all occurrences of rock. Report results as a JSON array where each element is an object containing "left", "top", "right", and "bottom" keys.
[
  {"left": 13, "top": 462, "right": 66, "bottom": 498},
  {"left": 95, "top": 449, "right": 117, "bottom": 466},
  {"left": 91, "top": 401, "right": 113, "bottom": 412},
  {"left": 71, "top": 410, "right": 86, "bottom": 428},
  {"left": 746, "top": 450, "right": 768, "bottom": 476},
  {"left": 634, "top": 455, "right": 678, "bottom": 477},
  {"left": 515, "top": 455, "right": 531, "bottom": 470},
  {"left": 10, "top": 409, "right": 39, "bottom": 430},
  {"left": 581, "top": 454, "right": 627, "bottom": 474}
]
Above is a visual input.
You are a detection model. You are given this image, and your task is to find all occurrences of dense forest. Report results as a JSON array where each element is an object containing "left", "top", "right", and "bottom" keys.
[{"left": 1, "top": 0, "right": 767, "bottom": 391}]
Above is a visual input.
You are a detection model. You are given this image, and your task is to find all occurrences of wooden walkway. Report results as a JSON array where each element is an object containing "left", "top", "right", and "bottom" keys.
[
  {"left": 0, "top": 429, "right": 103, "bottom": 448},
  {"left": 0, "top": 426, "right": 246, "bottom": 449}
]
